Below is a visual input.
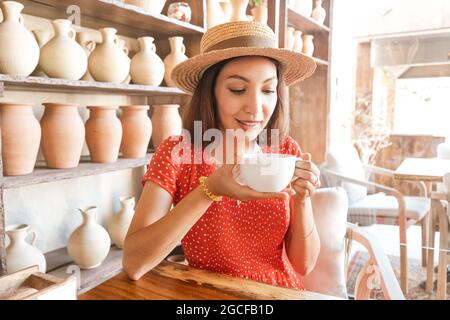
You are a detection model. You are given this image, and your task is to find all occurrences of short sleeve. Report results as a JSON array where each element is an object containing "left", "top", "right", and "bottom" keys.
[
  {"left": 280, "top": 136, "right": 302, "bottom": 158},
  {"left": 141, "top": 136, "right": 183, "bottom": 198}
]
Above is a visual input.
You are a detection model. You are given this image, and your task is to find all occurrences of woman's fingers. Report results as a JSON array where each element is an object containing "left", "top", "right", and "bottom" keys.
[
  {"left": 292, "top": 178, "right": 316, "bottom": 195},
  {"left": 294, "top": 168, "right": 320, "bottom": 186}
]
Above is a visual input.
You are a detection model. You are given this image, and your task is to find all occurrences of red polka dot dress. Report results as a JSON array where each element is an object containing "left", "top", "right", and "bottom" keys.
[{"left": 142, "top": 135, "right": 305, "bottom": 290}]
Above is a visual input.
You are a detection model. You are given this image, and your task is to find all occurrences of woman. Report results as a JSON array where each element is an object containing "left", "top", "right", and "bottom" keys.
[{"left": 123, "top": 21, "right": 321, "bottom": 291}]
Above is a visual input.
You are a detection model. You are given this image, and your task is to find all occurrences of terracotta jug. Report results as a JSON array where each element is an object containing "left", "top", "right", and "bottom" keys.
[
  {"left": 230, "top": 0, "right": 249, "bottom": 22},
  {"left": 0, "top": 1, "right": 40, "bottom": 76},
  {"left": 31, "top": 29, "right": 52, "bottom": 77},
  {"left": 67, "top": 206, "right": 111, "bottom": 269},
  {"left": 163, "top": 37, "right": 188, "bottom": 87},
  {"left": 85, "top": 106, "right": 122, "bottom": 163},
  {"left": 0, "top": 103, "right": 40, "bottom": 176},
  {"left": 6, "top": 224, "right": 46, "bottom": 274},
  {"left": 294, "top": 0, "right": 313, "bottom": 17},
  {"left": 124, "top": 0, "right": 167, "bottom": 14},
  {"left": 76, "top": 31, "right": 96, "bottom": 81},
  {"left": 311, "top": 0, "right": 326, "bottom": 25},
  {"left": 302, "top": 34, "right": 314, "bottom": 56},
  {"left": 39, "top": 19, "right": 87, "bottom": 80},
  {"left": 40, "top": 103, "right": 85, "bottom": 169},
  {"left": 151, "top": 104, "right": 182, "bottom": 148},
  {"left": 120, "top": 105, "right": 152, "bottom": 158},
  {"left": 219, "top": 1, "right": 232, "bottom": 22},
  {"left": 206, "top": 0, "right": 226, "bottom": 29},
  {"left": 251, "top": 6, "right": 268, "bottom": 25},
  {"left": 130, "top": 37, "right": 165, "bottom": 86},
  {"left": 107, "top": 196, "right": 135, "bottom": 249},
  {"left": 285, "top": 27, "right": 295, "bottom": 50},
  {"left": 293, "top": 30, "right": 303, "bottom": 52},
  {"left": 88, "top": 28, "right": 131, "bottom": 83}
]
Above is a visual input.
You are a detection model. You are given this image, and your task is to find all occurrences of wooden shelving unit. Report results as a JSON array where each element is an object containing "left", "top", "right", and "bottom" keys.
[
  {"left": 287, "top": 7, "right": 330, "bottom": 33},
  {"left": 0, "top": 0, "right": 206, "bottom": 289}
]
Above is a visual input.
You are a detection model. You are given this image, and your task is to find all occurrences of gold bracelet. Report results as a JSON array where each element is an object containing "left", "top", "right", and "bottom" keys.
[{"left": 199, "top": 176, "right": 223, "bottom": 202}]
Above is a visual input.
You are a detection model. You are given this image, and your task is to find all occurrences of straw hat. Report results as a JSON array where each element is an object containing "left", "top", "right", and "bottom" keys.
[{"left": 171, "top": 21, "right": 317, "bottom": 94}]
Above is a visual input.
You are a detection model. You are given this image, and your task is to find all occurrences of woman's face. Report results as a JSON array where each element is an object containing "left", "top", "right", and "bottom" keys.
[{"left": 214, "top": 56, "right": 278, "bottom": 142}]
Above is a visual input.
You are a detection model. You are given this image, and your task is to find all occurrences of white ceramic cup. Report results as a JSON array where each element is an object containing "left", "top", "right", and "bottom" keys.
[
  {"left": 240, "top": 153, "right": 301, "bottom": 192},
  {"left": 443, "top": 172, "right": 450, "bottom": 194}
]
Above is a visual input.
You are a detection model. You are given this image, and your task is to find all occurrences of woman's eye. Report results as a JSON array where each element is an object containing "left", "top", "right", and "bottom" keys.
[
  {"left": 229, "top": 88, "right": 246, "bottom": 95},
  {"left": 263, "top": 89, "right": 276, "bottom": 94}
]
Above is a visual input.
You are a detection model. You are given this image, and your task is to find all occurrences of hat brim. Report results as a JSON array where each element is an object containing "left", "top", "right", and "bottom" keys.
[{"left": 171, "top": 47, "right": 317, "bottom": 94}]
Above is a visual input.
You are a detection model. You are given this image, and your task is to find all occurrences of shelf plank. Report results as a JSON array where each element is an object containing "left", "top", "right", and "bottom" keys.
[
  {"left": 1, "top": 154, "right": 153, "bottom": 189},
  {"left": 0, "top": 75, "right": 191, "bottom": 102},
  {"left": 46, "top": 246, "right": 123, "bottom": 295},
  {"left": 22, "top": 0, "right": 205, "bottom": 37},
  {"left": 287, "top": 8, "right": 330, "bottom": 34},
  {"left": 313, "top": 56, "right": 329, "bottom": 66}
]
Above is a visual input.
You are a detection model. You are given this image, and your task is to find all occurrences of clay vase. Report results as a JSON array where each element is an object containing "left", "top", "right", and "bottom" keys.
[
  {"left": 0, "top": 1, "right": 40, "bottom": 76},
  {"left": 76, "top": 31, "right": 96, "bottom": 81},
  {"left": 302, "top": 34, "right": 315, "bottom": 56},
  {"left": 107, "top": 196, "right": 135, "bottom": 249},
  {"left": 285, "top": 27, "right": 295, "bottom": 50},
  {"left": 294, "top": 0, "right": 313, "bottom": 17},
  {"left": 163, "top": 37, "right": 188, "bottom": 87},
  {"left": 151, "top": 104, "right": 182, "bottom": 148},
  {"left": 230, "top": 0, "right": 249, "bottom": 22},
  {"left": 124, "top": 0, "right": 167, "bottom": 15},
  {"left": 0, "top": 103, "right": 40, "bottom": 176},
  {"left": 85, "top": 106, "right": 122, "bottom": 163},
  {"left": 40, "top": 103, "right": 85, "bottom": 169},
  {"left": 39, "top": 19, "right": 87, "bottom": 80},
  {"left": 67, "top": 206, "right": 111, "bottom": 269},
  {"left": 219, "top": 1, "right": 232, "bottom": 22},
  {"left": 311, "top": 0, "right": 326, "bottom": 25},
  {"left": 251, "top": 6, "right": 268, "bottom": 25},
  {"left": 6, "top": 224, "right": 46, "bottom": 274},
  {"left": 293, "top": 30, "right": 303, "bottom": 52},
  {"left": 31, "top": 29, "right": 52, "bottom": 77},
  {"left": 88, "top": 28, "right": 131, "bottom": 83},
  {"left": 118, "top": 38, "right": 131, "bottom": 84},
  {"left": 206, "top": 0, "right": 226, "bottom": 29},
  {"left": 120, "top": 105, "right": 152, "bottom": 158},
  {"left": 130, "top": 37, "right": 165, "bottom": 86}
]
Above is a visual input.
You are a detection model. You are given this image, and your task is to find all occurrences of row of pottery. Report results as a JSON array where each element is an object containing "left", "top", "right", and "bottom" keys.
[
  {"left": 288, "top": 0, "right": 327, "bottom": 25},
  {"left": 0, "top": 102, "right": 181, "bottom": 176},
  {"left": 5, "top": 196, "right": 136, "bottom": 273},
  {"left": 285, "top": 27, "right": 315, "bottom": 57},
  {"left": 207, "top": 0, "right": 268, "bottom": 28},
  {"left": 0, "top": 1, "right": 188, "bottom": 86}
]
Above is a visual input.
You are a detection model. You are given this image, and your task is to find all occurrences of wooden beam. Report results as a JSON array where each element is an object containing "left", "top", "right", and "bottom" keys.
[{"left": 0, "top": 186, "right": 5, "bottom": 276}]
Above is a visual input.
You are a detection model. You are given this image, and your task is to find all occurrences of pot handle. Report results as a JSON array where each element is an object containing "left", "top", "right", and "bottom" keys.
[
  {"left": 68, "top": 27, "right": 76, "bottom": 40},
  {"left": 181, "top": 43, "right": 186, "bottom": 54},
  {"left": 29, "top": 230, "right": 37, "bottom": 246},
  {"left": 86, "top": 40, "right": 96, "bottom": 53},
  {"left": 113, "top": 35, "right": 120, "bottom": 46},
  {"left": 19, "top": 14, "right": 24, "bottom": 25},
  {"left": 122, "top": 46, "right": 129, "bottom": 55},
  {"left": 151, "top": 43, "right": 156, "bottom": 53}
]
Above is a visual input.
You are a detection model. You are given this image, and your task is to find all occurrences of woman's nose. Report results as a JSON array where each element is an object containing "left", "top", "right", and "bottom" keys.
[{"left": 243, "top": 91, "right": 262, "bottom": 115}]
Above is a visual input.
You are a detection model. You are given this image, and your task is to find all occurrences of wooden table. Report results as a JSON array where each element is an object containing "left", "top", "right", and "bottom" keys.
[
  {"left": 394, "top": 157, "right": 450, "bottom": 183},
  {"left": 78, "top": 261, "right": 338, "bottom": 300}
]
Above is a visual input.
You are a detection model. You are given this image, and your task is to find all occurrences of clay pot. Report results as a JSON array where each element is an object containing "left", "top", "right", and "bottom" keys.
[
  {"left": 107, "top": 196, "right": 135, "bottom": 249},
  {"left": 0, "top": 102, "right": 40, "bottom": 176},
  {"left": 302, "top": 34, "right": 315, "bottom": 56},
  {"left": 163, "top": 37, "right": 188, "bottom": 87},
  {"left": 40, "top": 103, "right": 85, "bottom": 169},
  {"left": 151, "top": 104, "right": 182, "bottom": 148},
  {"left": 294, "top": 0, "right": 313, "bottom": 17},
  {"left": 285, "top": 27, "right": 295, "bottom": 50},
  {"left": 230, "top": 0, "right": 249, "bottom": 22},
  {"left": 85, "top": 106, "right": 122, "bottom": 163},
  {"left": 120, "top": 105, "right": 152, "bottom": 158},
  {"left": 219, "top": 1, "right": 232, "bottom": 22},
  {"left": 67, "top": 206, "right": 111, "bottom": 269},
  {"left": 251, "top": 6, "right": 268, "bottom": 25},
  {"left": 130, "top": 37, "right": 165, "bottom": 86},
  {"left": 88, "top": 28, "right": 131, "bottom": 83},
  {"left": 293, "top": 30, "right": 303, "bottom": 52},
  {"left": 118, "top": 38, "right": 131, "bottom": 84},
  {"left": 6, "top": 224, "right": 46, "bottom": 274},
  {"left": 206, "top": 0, "right": 226, "bottom": 28},
  {"left": 31, "top": 29, "right": 52, "bottom": 77},
  {"left": 39, "top": 19, "right": 87, "bottom": 80},
  {"left": 0, "top": 1, "right": 40, "bottom": 76},
  {"left": 311, "top": 0, "right": 326, "bottom": 25},
  {"left": 76, "top": 31, "right": 96, "bottom": 81},
  {"left": 124, "top": 0, "right": 167, "bottom": 15}
]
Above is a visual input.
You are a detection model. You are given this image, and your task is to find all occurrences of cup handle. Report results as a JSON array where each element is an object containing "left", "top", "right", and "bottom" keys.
[
  {"left": 68, "top": 28, "right": 76, "bottom": 40},
  {"left": 29, "top": 230, "right": 37, "bottom": 246}
]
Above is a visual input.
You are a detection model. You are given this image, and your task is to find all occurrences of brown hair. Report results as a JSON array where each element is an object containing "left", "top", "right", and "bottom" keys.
[{"left": 182, "top": 56, "right": 289, "bottom": 149}]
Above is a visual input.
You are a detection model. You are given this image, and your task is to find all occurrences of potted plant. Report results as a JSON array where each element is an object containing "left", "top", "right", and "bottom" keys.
[{"left": 249, "top": 0, "right": 268, "bottom": 24}]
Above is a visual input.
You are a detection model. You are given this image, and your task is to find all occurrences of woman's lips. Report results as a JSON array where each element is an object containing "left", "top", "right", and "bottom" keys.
[{"left": 235, "top": 119, "right": 262, "bottom": 131}]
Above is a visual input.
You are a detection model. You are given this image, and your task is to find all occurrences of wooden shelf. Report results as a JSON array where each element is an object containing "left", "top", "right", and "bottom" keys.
[
  {"left": 1, "top": 154, "right": 153, "bottom": 189},
  {"left": 21, "top": 0, "right": 205, "bottom": 38},
  {"left": 313, "top": 56, "right": 329, "bottom": 66},
  {"left": 46, "top": 246, "right": 123, "bottom": 295},
  {"left": 287, "top": 7, "right": 330, "bottom": 34}
]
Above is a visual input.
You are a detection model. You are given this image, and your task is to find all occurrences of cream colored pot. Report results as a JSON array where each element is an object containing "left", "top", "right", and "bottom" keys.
[
  {"left": 131, "top": 37, "right": 165, "bottom": 86},
  {"left": 163, "top": 37, "right": 188, "bottom": 87},
  {"left": 107, "top": 196, "right": 135, "bottom": 249}
]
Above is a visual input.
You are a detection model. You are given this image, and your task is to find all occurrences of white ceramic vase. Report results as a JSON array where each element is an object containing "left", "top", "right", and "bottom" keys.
[
  {"left": 76, "top": 31, "right": 96, "bottom": 81},
  {"left": 108, "top": 196, "right": 135, "bottom": 249},
  {"left": 31, "top": 29, "right": 52, "bottom": 77},
  {"left": 311, "top": 0, "right": 326, "bottom": 25},
  {"left": 163, "top": 37, "right": 188, "bottom": 87},
  {"left": 251, "top": 6, "right": 268, "bottom": 25},
  {"left": 302, "top": 34, "right": 314, "bottom": 56},
  {"left": 285, "top": 27, "right": 295, "bottom": 50},
  {"left": 6, "top": 224, "right": 46, "bottom": 274},
  {"left": 88, "top": 27, "right": 131, "bottom": 83},
  {"left": 131, "top": 37, "right": 165, "bottom": 86},
  {"left": 293, "top": 30, "right": 303, "bottom": 52},
  {"left": 206, "top": 0, "right": 226, "bottom": 29},
  {"left": 0, "top": 1, "right": 40, "bottom": 76},
  {"left": 219, "top": 1, "right": 232, "bottom": 22},
  {"left": 67, "top": 206, "right": 111, "bottom": 269},
  {"left": 230, "top": 0, "right": 249, "bottom": 22},
  {"left": 39, "top": 19, "right": 87, "bottom": 80},
  {"left": 294, "top": 0, "right": 313, "bottom": 17}
]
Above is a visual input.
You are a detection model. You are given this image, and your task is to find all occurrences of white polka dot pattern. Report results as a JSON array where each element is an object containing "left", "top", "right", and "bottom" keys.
[{"left": 142, "top": 135, "right": 305, "bottom": 290}]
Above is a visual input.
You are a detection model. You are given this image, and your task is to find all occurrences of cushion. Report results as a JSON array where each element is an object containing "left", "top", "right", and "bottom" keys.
[
  {"left": 299, "top": 187, "right": 349, "bottom": 299},
  {"left": 325, "top": 147, "right": 368, "bottom": 204}
]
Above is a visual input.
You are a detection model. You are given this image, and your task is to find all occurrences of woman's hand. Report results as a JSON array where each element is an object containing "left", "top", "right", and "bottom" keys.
[
  {"left": 291, "top": 153, "right": 321, "bottom": 201},
  {"left": 205, "top": 163, "right": 295, "bottom": 201}
]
